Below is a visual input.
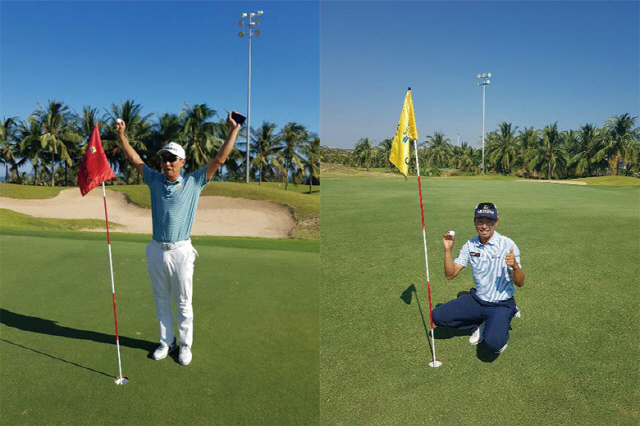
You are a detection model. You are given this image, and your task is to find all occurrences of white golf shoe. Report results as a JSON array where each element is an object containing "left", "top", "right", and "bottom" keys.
[
  {"left": 469, "top": 322, "right": 485, "bottom": 345},
  {"left": 497, "top": 343, "right": 508, "bottom": 354},
  {"left": 152, "top": 340, "right": 177, "bottom": 360},
  {"left": 179, "top": 345, "right": 192, "bottom": 366}
]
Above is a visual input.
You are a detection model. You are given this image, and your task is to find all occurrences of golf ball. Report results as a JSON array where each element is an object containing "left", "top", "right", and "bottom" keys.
[{"left": 448, "top": 230, "right": 455, "bottom": 236}]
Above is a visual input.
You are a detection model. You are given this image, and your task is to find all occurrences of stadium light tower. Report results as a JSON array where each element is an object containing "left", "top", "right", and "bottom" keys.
[
  {"left": 477, "top": 73, "right": 491, "bottom": 174},
  {"left": 238, "top": 10, "right": 264, "bottom": 183}
]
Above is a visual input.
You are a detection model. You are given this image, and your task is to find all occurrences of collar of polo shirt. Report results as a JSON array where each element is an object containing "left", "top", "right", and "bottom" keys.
[{"left": 165, "top": 175, "right": 183, "bottom": 185}]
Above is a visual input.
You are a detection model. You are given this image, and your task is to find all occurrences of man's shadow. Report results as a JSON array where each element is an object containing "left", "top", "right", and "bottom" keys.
[
  {"left": 400, "top": 288, "right": 501, "bottom": 363},
  {"left": 0, "top": 308, "right": 157, "bottom": 374}
]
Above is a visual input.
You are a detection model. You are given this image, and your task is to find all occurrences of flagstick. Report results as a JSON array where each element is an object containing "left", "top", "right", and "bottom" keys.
[
  {"left": 413, "top": 140, "right": 442, "bottom": 368},
  {"left": 102, "top": 182, "right": 127, "bottom": 385}
]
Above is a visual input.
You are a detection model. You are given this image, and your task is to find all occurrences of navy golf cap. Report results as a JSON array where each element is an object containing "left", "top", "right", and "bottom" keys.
[{"left": 474, "top": 202, "right": 498, "bottom": 220}]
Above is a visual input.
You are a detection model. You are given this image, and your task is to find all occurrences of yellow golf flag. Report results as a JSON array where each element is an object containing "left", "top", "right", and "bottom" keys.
[{"left": 389, "top": 89, "right": 419, "bottom": 179}]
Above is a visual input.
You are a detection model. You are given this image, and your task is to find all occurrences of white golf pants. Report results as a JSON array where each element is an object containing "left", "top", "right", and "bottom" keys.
[{"left": 145, "top": 240, "right": 198, "bottom": 347}]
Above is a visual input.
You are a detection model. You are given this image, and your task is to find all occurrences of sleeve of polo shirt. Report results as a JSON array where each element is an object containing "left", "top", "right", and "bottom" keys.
[
  {"left": 143, "top": 164, "right": 161, "bottom": 186},
  {"left": 192, "top": 165, "right": 212, "bottom": 188},
  {"left": 454, "top": 241, "right": 471, "bottom": 267}
]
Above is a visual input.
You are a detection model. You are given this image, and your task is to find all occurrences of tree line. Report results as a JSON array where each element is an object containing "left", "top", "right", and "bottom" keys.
[
  {"left": 321, "top": 114, "right": 639, "bottom": 179},
  {"left": 0, "top": 100, "right": 320, "bottom": 191}
]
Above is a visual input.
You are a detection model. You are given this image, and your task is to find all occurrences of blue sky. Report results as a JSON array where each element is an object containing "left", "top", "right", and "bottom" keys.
[
  {"left": 320, "top": 1, "right": 640, "bottom": 149},
  {"left": 1, "top": 1, "right": 320, "bottom": 134}
]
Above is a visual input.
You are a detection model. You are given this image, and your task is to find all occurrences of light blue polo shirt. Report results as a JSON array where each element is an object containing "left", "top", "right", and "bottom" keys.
[
  {"left": 454, "top": 231, "right": 522, "bottom": 302},
  {"left": 143, "top": 164, "right": 210, "bottom": 243}
]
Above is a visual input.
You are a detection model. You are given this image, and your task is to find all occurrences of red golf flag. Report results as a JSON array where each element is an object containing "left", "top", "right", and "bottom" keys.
[{"left": 78, "top": 125, "right": 115, "bottom": 196}]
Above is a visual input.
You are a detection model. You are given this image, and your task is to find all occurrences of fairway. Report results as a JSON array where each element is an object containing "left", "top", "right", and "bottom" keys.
[
  {"left": 320, "top": 176, "right": 639, "bottom": 425},
  {"left": 0, "top": 231, "right": 319, "bottom": 425}
]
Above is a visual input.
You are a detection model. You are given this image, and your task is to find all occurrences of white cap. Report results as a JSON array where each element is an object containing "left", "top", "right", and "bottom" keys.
[
  {"left": 448, "top": 230, "right": 456, "bottom": 236},
  {"left": 157, "top": 142, "right": 186, "bottom": 159}
]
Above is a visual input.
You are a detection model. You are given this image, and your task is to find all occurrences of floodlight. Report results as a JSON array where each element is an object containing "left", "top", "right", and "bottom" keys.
[
  {"left": 486, "top": 80, "right": 490, "bottom": 84},
  {"left": 487, "top": 73, "right": 491, "bottom": 78},
  {"left": 254, "top": 29, "right": 260, "bottom": 36},
  {"left": 477, "top": 74, "right": 481, "bottom": 79},
  {"left": 238, "top": 31, "right": 244, "bottom": 37},
  {"left": 257, "top": 11, "right": 264, "bottom": 15},
  {"left": 238, "top": 20, "right": 244, "bottom": 27},
  {"left": 241, "top": 13, "right": 247, "bottom": 18}
]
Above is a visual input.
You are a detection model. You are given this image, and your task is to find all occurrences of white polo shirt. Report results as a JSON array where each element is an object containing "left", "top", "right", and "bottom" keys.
[{"left": 454, "top": 231, "right": 522, "bottom": 302}]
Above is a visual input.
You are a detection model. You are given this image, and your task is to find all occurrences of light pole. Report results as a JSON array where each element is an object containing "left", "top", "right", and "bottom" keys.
[
  {"left": 238, "top": 10, "right": 263, "bottom": 183},
  {"left": 477, "top": 73, "right": 491, "bottom": 174}
]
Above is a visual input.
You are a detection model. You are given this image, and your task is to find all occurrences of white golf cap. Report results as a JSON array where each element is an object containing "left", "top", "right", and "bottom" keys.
[{"left": 157, "top": 142, "right": 186, "bottom": 159}]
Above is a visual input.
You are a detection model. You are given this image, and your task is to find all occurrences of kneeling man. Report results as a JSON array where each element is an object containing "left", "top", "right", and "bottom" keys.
[{"left": 433, "top": 203, "right": 525, "bottom": 354}]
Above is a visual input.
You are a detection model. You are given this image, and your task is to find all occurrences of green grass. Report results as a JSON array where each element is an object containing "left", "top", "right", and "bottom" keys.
[
  {"left": 575, "top": 176, "right": 640, "bottom": 186},
  {"left": 0, "top": 230, "right": 319, "bottom": 425},
  {"left": 0, "top": 183, "right": 64, "bottom": 199},
  {"left": 0, "top": 208, "right": 124, "bottom": 232},
  {"left": 320, "top": 176, "right": 639, "bottom": 425}
]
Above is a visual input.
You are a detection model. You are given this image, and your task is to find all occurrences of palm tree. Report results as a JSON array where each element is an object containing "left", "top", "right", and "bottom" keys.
[
  {"left": 568, "top": 124, "right": 601, "bottom": 177},
  {"left": 75, "top": 106, "right": 104, "bottom": 140},
  {"left": 105, "top": 100, "right": 152, "bottom": 183},
  {"left": 18, "top": 117, "right": 46, "bottom": 185},
  {"left": 528, "top": 122, "right": 568, "bottom": 179},
  {"left": 377, "top": 138, "right": 394, "bottom": 170},
  {"left": 276, "top": 122, "right": 308, "bottom": 190},
  {"left": 302, "top": 135, "right": 320, "bottom": 193},
  {"left": 181, "top": 103, "right": 218, "bottom": 173},
  {"left": 597, "top": 113, "right": 638, "bottom": 175},
  {"left": 353, "top": 137, "right": 373, "bottom": 170},
  {"left": 34, "top": 100, "right": 82, "bottom": 186},
  {"left": 213, "top": 117, "right": 244, "bottom": 181},
  {"left": 486, "top": 122, "right": 519, "bottom": 174},
  {"left": 252, "top": 121, "right": 280, "bottom": 185},
  {"left": 0, "top": 117, "right": 19, "bottom": 182},
  {"left": 459, "top": 142, "right": 477, "bottom": 173},
  {"left": 517, "top": 127, "right": 540, "bottom": 178},
  {"left": 422, "top": 132, "right": 451, "bottom": 169}
]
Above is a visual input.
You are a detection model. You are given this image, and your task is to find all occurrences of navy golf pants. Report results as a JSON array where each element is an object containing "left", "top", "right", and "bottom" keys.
[{"left": 432, "top": 288, "right": 517, "bottom": 352}]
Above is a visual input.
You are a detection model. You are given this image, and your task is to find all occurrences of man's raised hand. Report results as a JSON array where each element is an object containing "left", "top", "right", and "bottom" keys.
[{"left": 505, "top": 246, "right": 517, "bottom": 269}]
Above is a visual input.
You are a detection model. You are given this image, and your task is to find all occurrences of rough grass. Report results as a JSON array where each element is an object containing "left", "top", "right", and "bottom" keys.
[
  {"left": 0, "top": 183, "right": 64, "bottom": 199},
  {"left": 320, "top": 176, "right": 639, "bottom": 425},
  {"left": 576, "top": 176, "right": 640, "bottom": 186},
  {"left": 0, "top": 208, "right": 123, "bottom": 231}
]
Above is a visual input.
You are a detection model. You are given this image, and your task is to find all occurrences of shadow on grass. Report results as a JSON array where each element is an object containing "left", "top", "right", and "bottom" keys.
[
  {"left": 403, "top": 290, "right": 503, "bottom": 363},
  {"left": 0, "top": 308, "right": 156, "bottom": 355},
  {"left": 0, "top": 338, "right": 113, "bottom": 378},
  {"left": 400, "top": 284, "right": 438, "bottom": 362}
]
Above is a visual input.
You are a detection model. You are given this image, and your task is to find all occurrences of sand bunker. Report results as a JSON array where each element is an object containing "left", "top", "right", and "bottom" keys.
[
  {"left": 517, "top": 179, "right": 586, "bottom": 185},
  {"left": 0, "top": 188, "right": 296, "bottom": 238}
]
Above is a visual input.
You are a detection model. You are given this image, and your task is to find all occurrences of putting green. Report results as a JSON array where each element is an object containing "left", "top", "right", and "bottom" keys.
[
  {"left": 320, "top": 176, "right": 639, "bottom": 425},
  {"left": 0, "top": 231, "right": 319, "bottom": 425}
]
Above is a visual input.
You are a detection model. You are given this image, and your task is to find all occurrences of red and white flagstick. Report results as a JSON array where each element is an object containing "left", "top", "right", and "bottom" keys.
[
  {"left": 413, "top": 140, "right": 442, "bottom": 368},
  {"left": 102, "top": 182, "right": 128, "bottom": 385}
]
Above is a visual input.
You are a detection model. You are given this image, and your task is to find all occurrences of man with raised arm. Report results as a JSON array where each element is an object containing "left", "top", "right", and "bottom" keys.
[{"left": 115, "top": 113, "right": 240, "bottom": 365}]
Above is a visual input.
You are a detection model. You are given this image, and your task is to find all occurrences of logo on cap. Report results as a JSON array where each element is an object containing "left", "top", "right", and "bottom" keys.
[{"left": 475, "top": 202, "right": 498, "bottom": 219}]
